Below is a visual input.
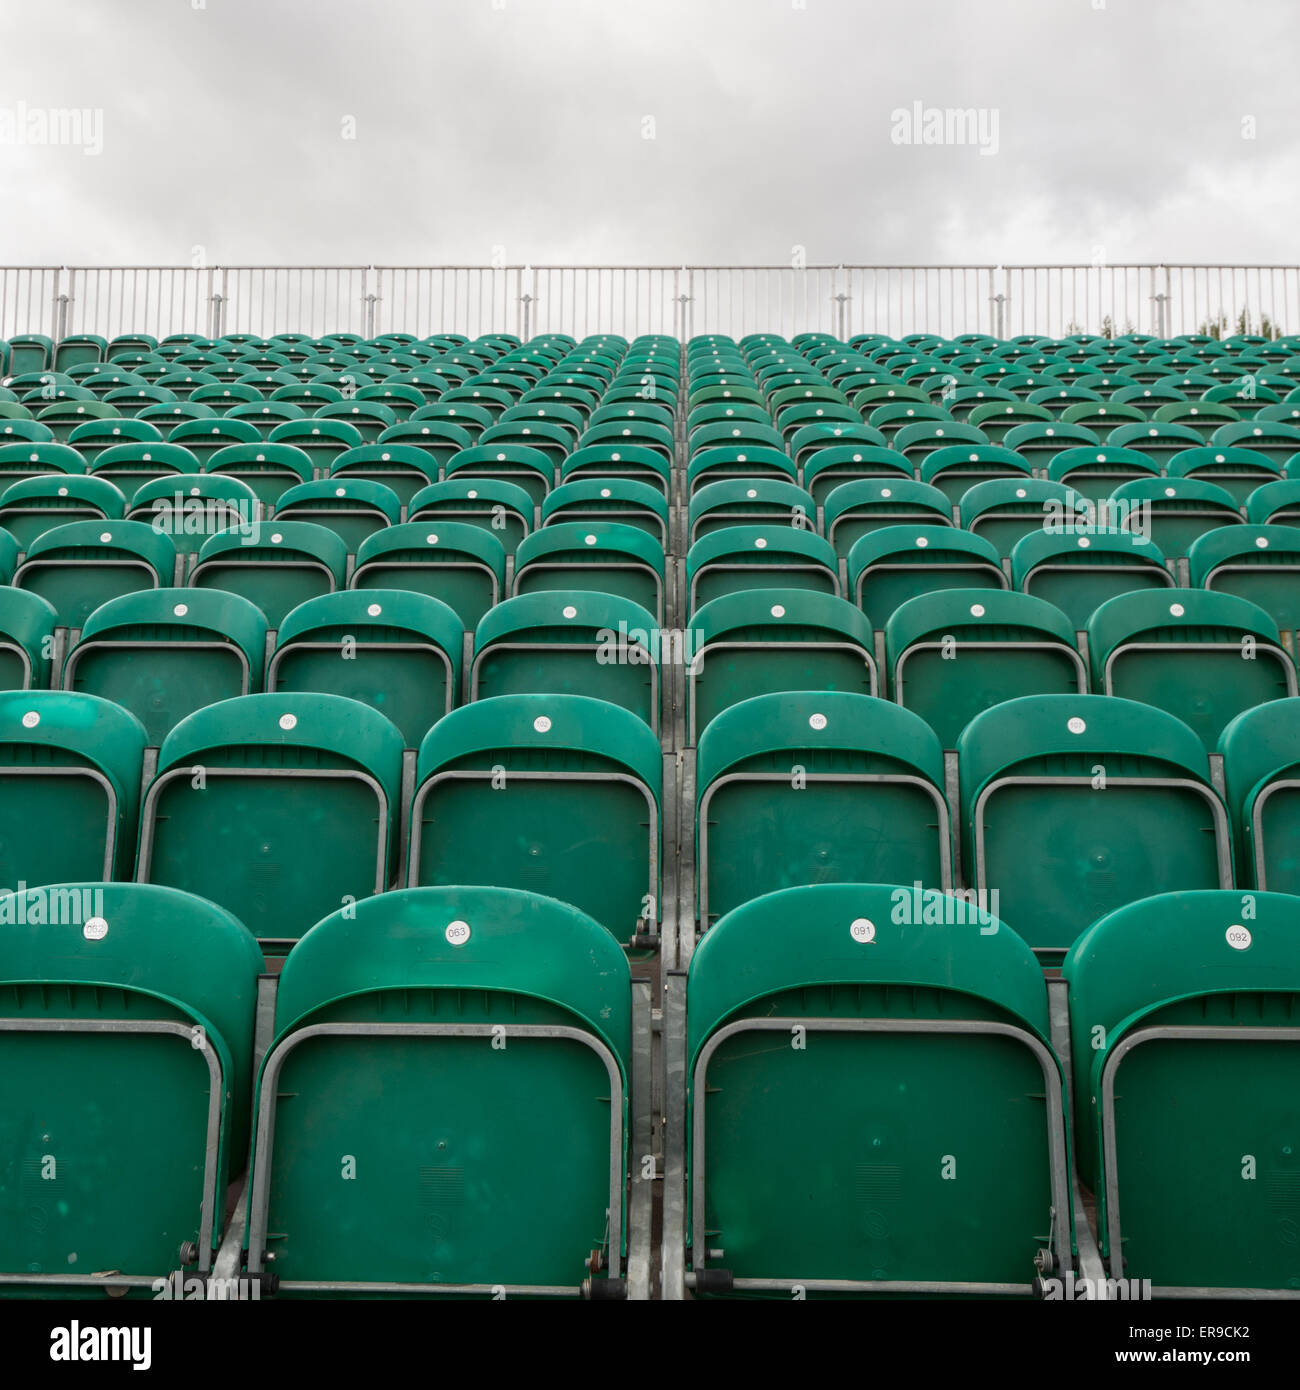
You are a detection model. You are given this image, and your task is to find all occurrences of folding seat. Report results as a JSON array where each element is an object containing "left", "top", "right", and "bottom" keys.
[
  {"left": 61, "top": 417, "right": 161, "bottom": 470},
  {"left": 958, "top": 694, "right": 1231, "bottom": 957},
  {"left": 50, "top": 333, "right": 107, "bottom": 374},
  {"left": 190, "top": 382, "right": 265, "bottom": 416},
  {"left": 0, "top": 472, "right": 126, "bottom": 550},
  {"left": 352, "top": 520, "right": 505, "bottom": 630},
  {"left": 409, "top": 694, "right": 662, "bottom": 944},
  {"left": 243, "top": 885, "right": 633, "bottom": 1296},
  {"left": 191, "top": 521, "right": 346, "bottom": 628},
  {"left": 471, "top": 591, "right": 661, "bottom": 729},
  {"left": 0, "top": 880, "right": 263, "bottom": 1292},
  {"left": 444, "top": 442, "right": 554, "bottom": 507},
  {"left": 1003, "top": 421, "right": 1100, "bottom": 472},
  {"left": 822, "top": 478, "right": 951, "bottom": 559},
  {"left": 205, "top": 441, "right": 314, "bottom": 507},
  {"left": 35, "top": 399, "right": 122, "bottom": 444},
  {"left": 686, "top": 418, "right": 781, "bottom": 457},
  {"left": 404, "top": 477, "right": 532, "bottom": 552},
  {"left": 783, "top": 422, "right": 879, "bottom": 476},
  {"left": 560, "top": 442, "right": 671, "bottom": 497},
  {"left": 1165, "top": 444, "right": 1280, "bottom": 505},
  {"left": 324, "top": 442, "right": 436, "bottom": 506},
  {"left": 1012, "top": 529, "right": 1173, "bottom": 629},
  {"left": 1190, "top": 525, "right": 1300, "bottom": 632},
  {"left": 0, "top": 688, "right": 146, "bottom": 882},
  {"left": 1088, "top": 588, "right": 1293, "bottom": 752},
  {"left": 1063, "top": 890, "right": 1300, "bottom": 1294},
  {"left": 687, "top": 479, "right": 814, "bottom": 544},
  {"left": 262, "top": 418, "right": 362, "bottom": 474},
  {"left": 965, "top": 399, "right": 1054, "bottom": 444},
  {"left": 141, "top": 402, "right": 217, "bottom": 435},
  {"left": 514, "top": 521, "right": 663, "bottom": 622},
  {"left": 849, "top": 525, "right": 1006, "bottom": 621},
  {"left": 1210, "top": 419, "right": 1300, "bottom": 469},
  {"left": 374, "top": 419, "right": 474, "bottom": 477},
  {"left": 686, "top": 526, "right": 837, "bottom": 612},
  {"left": 353, "top": 381, "right": 426, "bottom": 422},
  {"left": 62, "top": 587, "right": 267, "bottom": 745},
  {"left": 957, "top": 477, "right": 1079, "bottom": 557},
  {"left": 919, "top": 443, "right": 1031, "bottom": 505},
  {"left": 7, "top": 333, "right": 54, "bottom": 374},
  {"left": 540, "top": 478, "right": 666, "bottom": 546},
  {"left": 0, "top": 584, "right": 55, "bottom": 691},
  {"left": 689, "top": 401, "right": 775, "bottom": 436},
  {"left": 1220, "top": 697, "right": 1300, "bottom": 891},
  {"left": 1059, "top": 400, "right": 1147, "bottom": 435},
  {"left": 471, "top": 419, "right": 569, "bottom": 474},
  {"left": 887, "top": 589, "right": 1086, "bottom": 747},
  {"left": 126, "top": 473, "right": 259, "bottom": 555},
  {"left": 138, "top": 692, "right": 402, "bottom": 946},
  {"left": 686, "top": 591, "right": 876, "bottom": 741},
  {"left": 1245, "top": 477, "right": 1300, "bottom": 528},
  {"left": 686, "top": 445, "right": 795, "bottom": 499},
  {"left": 682, "top": 881, "right": 1071, "bottom": 1296},
  {"left": 13, "top": 519, "right": 176, "bottom": 629},
  {"left": 800, "top": 441, "right": 904, "bottom": 507},
  {"left": 268, "top": 589, "right": 462, "bottom": 747},
  {"left": 1108, "top": 477, "right": 1242, "bottom": 558},
  {"left": 166, "top": 415, "right": 261, "bottom": 466},
  {"left": 271, "top": 477, "right": 399, "bottom": 552},
  {"left": 1043, "top": 444, "right": 1159, "bottom": 503},
  {"left": 153, "top": 371, "right": 221, "bottom": 402},
  {"left": 90, "top": 440, "right": 199, "bottom": 493},
  {"left": 695, "top": 692, "right": 949, "bottom": 928},
  {"left": 891, "top": 420, "right": 987, "bottom": 472},
  {"left": 942, "top": 384, "right": 1017, "bottom": 423},
  {"left": 1151, "top": 399, "right": 1242, "bottom": 440}
]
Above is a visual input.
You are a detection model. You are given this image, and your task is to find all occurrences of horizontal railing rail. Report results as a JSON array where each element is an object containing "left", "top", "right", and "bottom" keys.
[{"left": 2, "top": 265, "right": 1297, "bottom": 343}]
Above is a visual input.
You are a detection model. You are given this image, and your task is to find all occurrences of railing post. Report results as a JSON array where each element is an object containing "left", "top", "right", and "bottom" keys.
[
  {"left": 990, "top": 293, "right": 1006, "bottom": 339},
  {"left": 833, "top": 292, "right": 851, "bottom": 340},
  {"left": 519, "top": 293, "right": 533, "bottom": 341},
  {"left": 55, "top": 293, "right": 71, "bottom": 343},
  {"left": 209, "top": 292, "right": 224, "bottom": 340},
  {"left": 364, "top": 294, "right": 379, "bottom": 339}
]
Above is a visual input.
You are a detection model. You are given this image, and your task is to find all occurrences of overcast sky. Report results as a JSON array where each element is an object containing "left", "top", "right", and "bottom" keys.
[{"left": 0, "top": 0, "right": 1296, "bottom": 271}]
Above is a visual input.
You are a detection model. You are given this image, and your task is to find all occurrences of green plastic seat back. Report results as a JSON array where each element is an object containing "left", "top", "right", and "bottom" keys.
[
  {"left": 409, "top": 477, "right": 536, "bottom": 553},
  {"left": 686, "top": 526, "right": 838, "bottom": 611},
  {"left": 1190, "top": 524, "right": 1300, "bottom": 632},
  {"left": 191, "top": 520, "right": 347, "bottom": 629},
  {"left": 272, "top": 477, "right": 401, "bottom": 554},
  {"left": 1220, "top": 697, "right": 1300, "bottom": 891},
  {"left": 849, "top": 524, "right": 1007, "bottom": 624},
  {"left": 513, "top": 522, "right": 664, "bottom": 624},
  {"left": 269, "top": 589, "right": 463, "bottom": 748},
  {"left": 141, "top": 692, "right": 404, "bottom": 947},
  {"left": 958, "top": 694, "right": 1228, "bottom": 956},
  {"left": 695, "top": 691, "right": 948, "bottom": 928},
  {"left": 411, "top": 694, "right": 662, "bottom": 943},
  {"left": 1011, "top": 529, "right": 1173, "bottom": 629},
  {"left": 352, "top": 521, "right": 507, "bottom": 631},
  {"left": 0, "top": 588, "right": 58, "bottom": 689}
]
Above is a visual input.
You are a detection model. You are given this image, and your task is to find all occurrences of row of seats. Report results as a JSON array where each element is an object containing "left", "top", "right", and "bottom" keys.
[
  {"left": 2, "top": 878, "right": 1295, "bottom": 1296},
  {"left": 9, "top": 682, "right": 1300, "bottom": 956}
]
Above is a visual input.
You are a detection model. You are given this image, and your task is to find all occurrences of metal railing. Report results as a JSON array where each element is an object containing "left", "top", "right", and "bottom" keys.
[{"left": 3, "top": 265, "right": 1298, "bottom": 343}]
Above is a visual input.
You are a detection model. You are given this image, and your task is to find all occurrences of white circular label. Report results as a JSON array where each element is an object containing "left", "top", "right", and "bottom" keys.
[
  {"left": 533, "top": 715, "right": 552, "bottom": 733},
  {"left": 279, "top": 713, "right": 298, "bottom": 731},
  {"left": 445, "top": 920, "right": 471, "bottom": 946},
  {"left": 83, "top": 916, "right": 108, "bottom": 941},
  {"left": 850, "top": 918, "right": 876, "bottom": 944},
  {"left": 367, "top": 603, "right": 382, "bottom": 616},
  {"left": 1226, "top": 925, "right": 1252, "bottom": 950},
  {"left": 969, "top": 603, "right": 986, "bottom": 617},
  {"left": 1169, "top": 603, "right": 1185, "bottom": 617},
  {"left": 99, "top": 531, "right": 113, "bottom": 543},
  {"left": 809, "top": 712, "right": 827, "bottom": 730},
  {"left": 770, "top": 604, "right": 786, "bottom": 618},
  {"left": 584, "top": 534, "right": 597, "bottom": 545},
  {"left": 1067, "top": 716, "right": 1086, "bottom": 734},
  {"left": 21, "top": 711, "right": 39, "bottom": 728},
  {"left": 426, "top": 533, "right": 439, "bottom": 545}
]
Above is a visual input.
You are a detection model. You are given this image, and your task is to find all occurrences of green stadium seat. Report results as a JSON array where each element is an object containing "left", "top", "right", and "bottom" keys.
[
  {"left": 36, "top": 399, "right": 120, "bottom": 444},
  {"left": 849, "top": 525, "right": 1006, "bottom": 621},
  {"left": 0, "top": 689, "right": 146, "bottom": 881},
  {"left": 64, "top": 417, "right": 162, "bottom": 468},
  {"left": 190, "top": 521, "right": 347, "bottom": 628},
  {"left": 7, "top": 333, "right": 53, "bottom": 374},
  {"left": 409, "top": 694, "right": 662, "bottom": 944},
  {"left": 1245, "top": 477, "right": 1300, "bottom": 527},
  {"left": 62, "top": 588, "right": 268, "bottom": 745},
  {"left": 1088, "top": 588, "right": 1294, "bottom": 752},
  {"left": 1190, "top": 525, "right": 1300, "bottom": 632},
  {"left": 1063, "top": 890, "right": 1300, "bottom": 1294},
  {"left": 685, "top": 882, "right": 1071, "bottom": 1295},
  {"left": 167, "top": 417, "right": 263, "bottom": 466},
  {"left": 686, "top": 590, "right": 876, "bottom": 741},
  {"left": 687, "top": 526, "right": 838, "bottom": 610},
  {"left": 958, "top": 478, "right": 1084, "bottom": 558},
  {"left": 958, "top": 694, "right": 1232, "bottom": 956},
  {"left": 560, "top": 443, "right": 671, "bottom": 496},
  {"left": 352, "top": 521, "right": 506, "bottom": 630},
  {"left": 540, "top": 477, "right": 666, "bottom": 546},
  {"left": 0, "top": 588, "right": 57, "bottom": 689},
  {"left": 920, "top": 444, "right": 1030, "bottom": 505},
  {"left": 1109, "top": 477, "right": 1242, "bottom": 558},
  {"left": 1012, "top": 529, "right": 1173, "bottom": 628},
  {"left": 126, "top": 473, "right": 260, "bottom": 555},
  {"left": 1046, "top": 445, "right": 1161, "bottom": 503},
  {"left": 272, "top": 478, "right": 401, "bottom": 552},
  {"left": 1220, "top": 697, "right": 1300, "bottom": 891},
  {"left": 887, "top": 589, "right": 1086, "bottom": 747},
  {"left": 1210, "top": 419, "right": 1300, "bottom": 469},
  {"left": 90, "top": 441, "right": 200, "bottom": 493},
  {"left": 243, "top": 885, "right": 632, "bottom": 1296},
  {"left": 1167, "top": 446, "right": 1281, "bottom": 506},
  {"left": 824, "top": 478, "right": 952, "bottom": 559},
  {"left": 206, "top": 442, "right": 314, "bottom": 506},
  {"left": 695, "top": 692, "right": 950, "bottom": 929},
  {"left": 410, "top": 478, "right": 535, "bottom": 551},
  {"left": 0, "top": 473, "right": 125, "bottom": 550},
  {"left": 688, "top": 479, "right": 815, "bottom": 544},
  {"left": 327, "top": 443, "right": 436, "bottom": 505},
  {"left": 514, "top": 521, "right": 663, "bottom": 623},
  {"left": 0, "top": 441, "right": 83, "bottom": 489},
  {"left": 0, "top": 881, "right": 263, "bottom": 1292},
  {"left": 471, "top": 591, "right": 661, "bottom": 730},
  {"left": 267, "top": 417, "right": 364, "bottom": 472},
  {"left": 138, "top": 691, "right": 404, "bottom": 946},
  {"left": 13, "top": 519, "right": 176, "bottom": 628},
  {"left": 268, "top": 589, "right": 463, "bottom": 747},
  {"left": 443, "top": 443, "right": 554, "bottom": 507}
]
